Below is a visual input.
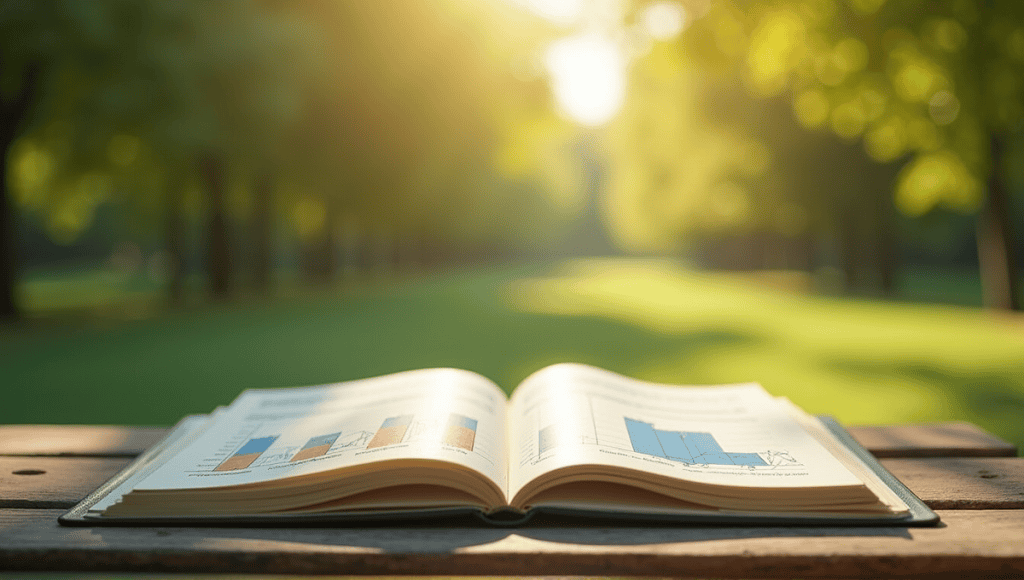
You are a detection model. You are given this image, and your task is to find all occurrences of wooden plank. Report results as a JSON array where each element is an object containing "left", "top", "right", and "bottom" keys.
[
  {"left": 0, "top": 425, "right": 167, "bottom": 458},
  {"left": 880, "top": 458, "right": 1024, "bottom": 509},
  {"left": 847, "top": 422, "right": 1018, "bottom": 458},
  {"left": 0, "top": 457, "right": 131, "bottom": 509},
  {"left": 0, "top": 509, "right": 1022, "bottom": 578}
]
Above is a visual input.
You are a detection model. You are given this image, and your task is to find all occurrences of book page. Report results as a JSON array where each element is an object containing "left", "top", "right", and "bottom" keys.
[
  {"left": 507, "top": 364, "right": 865, "bottom": 501},
  {"left": 86, "top": 413, "right": 217, "bottom": 514},
  {"left": 129, "top": 369, "right": 507, "bottom": 496},
  {"left": 778, "top": 398, "right": 909, "bottom": 513}
]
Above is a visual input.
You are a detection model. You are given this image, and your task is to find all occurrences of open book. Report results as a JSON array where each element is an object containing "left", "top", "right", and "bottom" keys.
[{"left": 61, "top": 364, "right": 937, "bottom": 526}]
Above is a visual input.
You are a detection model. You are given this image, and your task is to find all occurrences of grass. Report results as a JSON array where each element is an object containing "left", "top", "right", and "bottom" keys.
[{"left": 2, "top": 258, "right": 1022, "bottom": 452}]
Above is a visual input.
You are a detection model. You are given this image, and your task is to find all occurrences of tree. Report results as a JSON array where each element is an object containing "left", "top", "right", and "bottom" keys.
[
  {"left": 680, "top": 0, "right": 1024, "bottom": 307},
  {"left": 278, "top": 0, "right": 557, "bottom": 281},
  {"left": 0, "top": 55, "right": 37, "bottom": 320},
  {"left": 172, "top": 1, "right": 318, "bottom": 299},
  {"left": 1, "top": 1, "right": 185, "bottom": 320},
  {"left": 2, "top": 1, "right": 321, "bottom": 312}
]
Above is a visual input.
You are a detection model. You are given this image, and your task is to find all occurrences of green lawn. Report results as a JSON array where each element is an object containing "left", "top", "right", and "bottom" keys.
[{"left": 3, "top": 258, "right": 1022, "bottom": 452}]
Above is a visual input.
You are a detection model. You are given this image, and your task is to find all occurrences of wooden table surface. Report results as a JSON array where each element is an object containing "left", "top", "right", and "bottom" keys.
[{"left": 0, "top": 422, "right": 1021, "bottom": 578}]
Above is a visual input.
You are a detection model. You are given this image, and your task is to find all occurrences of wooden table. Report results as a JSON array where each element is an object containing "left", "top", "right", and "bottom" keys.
[{"left": 0, "top": 422, "right": 1021, "bottom": 578}]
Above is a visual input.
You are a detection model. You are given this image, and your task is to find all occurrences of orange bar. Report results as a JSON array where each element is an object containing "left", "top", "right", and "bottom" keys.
[
  {"left": 290, "top": 444, "right": 332, "bottom": 462},
  {"left": 214, "top": 452, "right": 261, "bottom": 471}
]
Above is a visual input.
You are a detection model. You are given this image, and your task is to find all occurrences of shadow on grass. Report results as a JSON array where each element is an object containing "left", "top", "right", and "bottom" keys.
[{"left": 0, "top": 273, "right": 764, "bottom": 425}]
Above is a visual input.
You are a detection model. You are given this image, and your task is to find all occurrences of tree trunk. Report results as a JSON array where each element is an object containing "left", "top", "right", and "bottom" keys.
[
  {"left": 837, "top": 201, "right": 862, "bottom": 293},
  {"left": 875, "top": 186, "right": 899, "bottom": 297},
  {"left": 976, "top": 135, "right": 1020, "bottom": 310},
  {"left": 201, "top": 155, "right": 232, "bottom": 300},
  {"left": 567, "top": 137, "right": 615, "bottom": 257},
  {"left": 313, "top": 208, "right": 336, "bottom": 285},
  {"left": 252, "top": 169, "right": 273, "bottom": 294},
  {"left": 300, "top": 202, "right": 336, "bottom": 287},
  {"left": 165, "top": 172, "right": 187, "bottom": 307},
  {"left": 338, "top": 215, "right": 360, "bottom": 282},
  {"left": 0, "top": 156, "right": 17, "bottom": 322},
  {"left": 0, "top": 63, "right": 41, "bottom": 322}
]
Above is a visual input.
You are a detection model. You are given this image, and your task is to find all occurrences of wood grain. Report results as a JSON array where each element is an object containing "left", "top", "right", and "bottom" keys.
[
  {"left": 0, "top": 422, "right": 1020, "bottom": 578},
  {"left": 0, "top": 509, "right": 1022, "bottom": 577},
  {"left": 847, "top": 422, "right": 1018, "bottom": 458},
  {"left": 880, "top": 458, "right": 1024, "bottom": 509},
  {"left": 0, "top": 457, "right": 131, "bottom": 508},
  {"left": 0, "top": 425, "right": 166, "bottom": 457}
]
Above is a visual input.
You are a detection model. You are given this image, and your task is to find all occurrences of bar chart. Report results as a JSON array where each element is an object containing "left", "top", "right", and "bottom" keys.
[
  {"left": 624, "top": 417, "right": 767, "bottom": 466},
  {"left": 214, "top": 435, "right": 279, "bottom": 471}
]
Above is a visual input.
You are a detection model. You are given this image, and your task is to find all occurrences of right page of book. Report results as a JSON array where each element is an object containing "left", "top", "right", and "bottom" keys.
[{"left": 507, "top": 363, "right": 866, "bottom": 500}]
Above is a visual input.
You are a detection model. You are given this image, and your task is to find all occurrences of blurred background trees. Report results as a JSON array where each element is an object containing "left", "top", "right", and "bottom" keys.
[
  {"left": 1, "top": 0, "right": 318, "bottom": 315},
  {"left": 668, "top": 0, "right": 1024, "bottom": 304},
  {"left": 2, "top": 0, "right": 1022, "bottom": 321}
]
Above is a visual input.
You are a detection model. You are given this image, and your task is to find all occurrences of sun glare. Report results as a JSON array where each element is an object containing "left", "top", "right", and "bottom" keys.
[
  {"left": 512, "top": 0, "right": 584, "bottom": 26},
  {"left": 545, "top": 33, "right": 627, "bottom": 126},
  {"left": 642, "top": 1, "right": 687, "bottom": 40}
]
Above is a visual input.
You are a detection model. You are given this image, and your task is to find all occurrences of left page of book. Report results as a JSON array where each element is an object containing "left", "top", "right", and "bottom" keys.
[
  {"left": 123, "top": 369, "right": 508, "bottom": 498},
  {"left": 84, "top": 413, "right": 219, "bottom": 515}
]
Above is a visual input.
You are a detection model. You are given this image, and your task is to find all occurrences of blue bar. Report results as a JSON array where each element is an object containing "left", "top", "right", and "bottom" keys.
[
  {"left": 626, "top": 417, "right": 771, "bottom": 467},
  {"left": 381, "top": 415, "right": 412, "bottom": 429},
  {"left": 728, "top": 452, "right": 768, "bottom": 466},
  {"left": 655, "top": 429, "right": 693, "bottom": 462},
  {"left": 302, "top": 432, "right": 341, "bottom": 450},
  {"left": 448, "top": 414, "right": 478, "bottom": 431},
  {"left": 697, "top": 451, "right": 734, "bottom": 465},
  {"left": 625, "top": 418, "right": 666, "bottom": 458},
  {"left": 235, "top": 435, "right": 277, "bottom": 456},
  {"left": 684, "top": 432, "right": 724, "bottom": 459},
  {"left": 538, "top": 425, "right": 557, "bottom": 455}
]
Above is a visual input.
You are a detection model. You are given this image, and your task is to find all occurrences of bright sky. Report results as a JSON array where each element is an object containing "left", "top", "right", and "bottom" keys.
[
  {"left": 642, "top": 1, "right": 687, "bottom": 41},
  {"left": 508, "top": 0, "right": 685, "bottom": 126},
  {"left": 545, "top": 33, "right": 626, "bottom": 126}
]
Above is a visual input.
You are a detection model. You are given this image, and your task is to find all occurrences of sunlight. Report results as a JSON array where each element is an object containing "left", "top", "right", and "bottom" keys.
[
  {"left": 642, "top": 1, "right": 687, "bottom": 41},
  {"left": 512, "top": 0, "right": 584, "bottom": 26},
  {"left": 505, "top": 258, "right": 1024, "bottom": 427},
  {"left": 545, "top": 32, "right": 627, "bottom": 126}
]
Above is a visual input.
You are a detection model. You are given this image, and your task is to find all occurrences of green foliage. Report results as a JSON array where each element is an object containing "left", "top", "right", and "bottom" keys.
[
  {"left": 3, "top": 1, "right": 319, "bottom": 241},
  {"left": 8, "top": 0, "right": 1020, "bottom": 274},
  {"left": 682, "top": 0, "right": 1024, "bottom": 217}
]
